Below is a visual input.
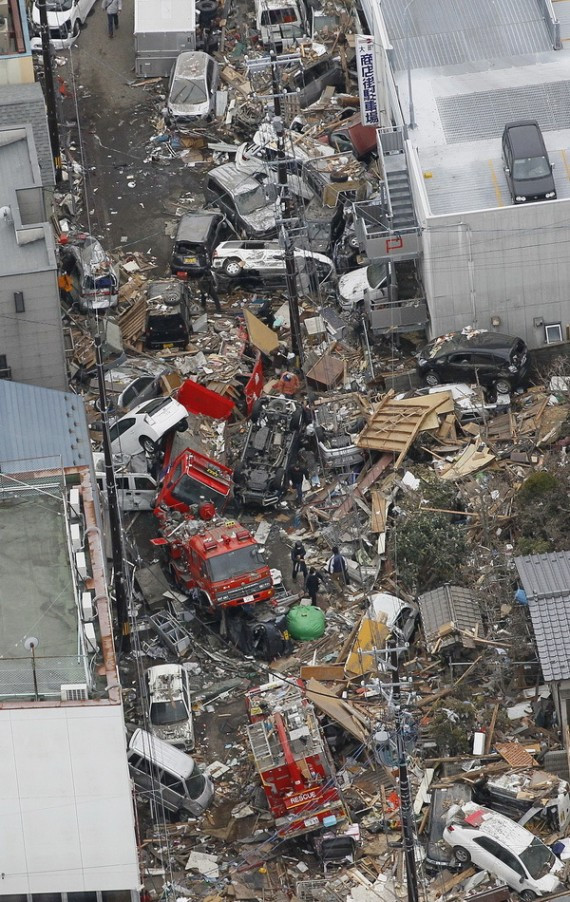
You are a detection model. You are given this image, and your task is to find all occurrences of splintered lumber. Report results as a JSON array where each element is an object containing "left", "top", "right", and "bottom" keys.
[
  {"left": 434, "top": 866, "right": 476, "bottom": 897},
  {"left": 370, "top": 490, "right": 388, "bottom": 533},
  {"left": 439, "top": 441, "right": 496, "bottom": 480},
  {"left": 331, "top": 453, "right": 393, "bottom": 521},
  {"left": 119, "top": 296, "right": 147, "bottom": 344},
  {"left": 299, "top": 664, "right": 347, "bottom": 681},
  {"left": 356, "top": 391, "right": 454, "bottom": 465},
  {"left": 495, "top": 742, "right": 538, "bottom": 768},
  {"left": 305, "top": 679, "right": 369, "bottom": 743},
  {"left": 485, "top": 703, "right": 500, "bottom": 755}
]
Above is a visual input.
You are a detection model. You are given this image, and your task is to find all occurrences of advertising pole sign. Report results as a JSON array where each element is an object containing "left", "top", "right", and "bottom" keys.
[{"left": 356, "top": 35, "right": 380, "bottom": 126}]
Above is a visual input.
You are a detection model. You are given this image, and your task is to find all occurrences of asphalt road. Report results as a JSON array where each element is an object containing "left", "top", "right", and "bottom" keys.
[{"left": 56, "top": 0, "right": 204, "bottom": 270}]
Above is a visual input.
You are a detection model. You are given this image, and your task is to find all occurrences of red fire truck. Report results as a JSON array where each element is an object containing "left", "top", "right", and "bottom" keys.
[
  {"left": 154, "top": 447, "right": 233, "bottom": 518},
  {"left": 152, "top": 514, "right": 290, "bottom": 659},
  {"left": 245, "top": 680, "right": 349, "bottom": 838}
]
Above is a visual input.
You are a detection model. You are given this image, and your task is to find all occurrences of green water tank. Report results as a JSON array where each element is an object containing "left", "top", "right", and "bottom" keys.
[{"left": 287, "top": 604, "right": 326, "bottom": 641}]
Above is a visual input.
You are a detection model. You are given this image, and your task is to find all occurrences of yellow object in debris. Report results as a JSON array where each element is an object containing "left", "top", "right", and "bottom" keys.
[
  {"left": 345, "top": 611, "right": 390, "bottom": 677},
  {"left": 423, "top": 171, "right": 433, "bottom": 179}
]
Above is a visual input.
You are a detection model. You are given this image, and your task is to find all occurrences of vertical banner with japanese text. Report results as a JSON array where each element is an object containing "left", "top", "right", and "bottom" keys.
[{"left": 356, "top": 35, "right": 380, "bottom": 126}]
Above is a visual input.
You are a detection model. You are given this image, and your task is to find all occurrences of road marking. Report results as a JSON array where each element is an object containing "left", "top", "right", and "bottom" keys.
[
  {"left": 488, "top": 161, "right": 504, "bottom": 207},
  {"left": 561, "top": 149, "right": 570, "bottom": 183}
]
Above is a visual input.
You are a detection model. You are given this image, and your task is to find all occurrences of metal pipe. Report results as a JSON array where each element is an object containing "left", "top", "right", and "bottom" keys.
[{"left": 403, "top": 0, "right": 417, "bottom": 130}]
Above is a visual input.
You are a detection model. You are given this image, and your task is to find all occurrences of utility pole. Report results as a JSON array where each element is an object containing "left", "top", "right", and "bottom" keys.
[
  {"left": 270, "top": 52, "right": 304, "bottom": 368},
  {"left": 388, "top": 638, "right": 419, "bottom": 902},
  {"left": 94, "top": 336, "right": 131, "bottom": 653},
  {"left": 37, "top": 0, "right": 63, "bottom": 182}
]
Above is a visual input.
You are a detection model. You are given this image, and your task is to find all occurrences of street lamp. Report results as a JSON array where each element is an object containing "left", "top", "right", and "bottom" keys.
[{"left": 403, "top": 0, "right": 418, "bottom": 130}]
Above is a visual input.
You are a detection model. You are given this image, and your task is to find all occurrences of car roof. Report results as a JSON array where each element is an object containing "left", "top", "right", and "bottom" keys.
[
  {"left": 147, "top": 664, "right": 186, "bottom": 697},
  {"left": 177, "top": 212, "right": 221, "bottom": 242},
  {"left": 129, "top": 728, "right": 195, "bottom": 776},
  {"left": 455, "top": 803, "right": 534, "bottom": 855},
  {"left": 173, "top": 51, "right": 212, "bottom": 79},
  {"left": 208, "top": 163, "right": 261, "bottom": 195},
  {"left": 369, "top": 592, "right": 411, "bottom": 623},
  {"left": 427, "top": 330, "right": 520, "bottom": 355},
  {"left": 504, "top": 120, "right": 545, "bottom": 156}
]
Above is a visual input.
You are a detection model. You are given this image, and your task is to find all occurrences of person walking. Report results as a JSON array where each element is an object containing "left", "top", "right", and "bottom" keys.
[
  {"left": 289, "top": 462, "right": 308, "bottom": 506},
  {"left": 291, "top": 541, "right": 307, "bottom": 582},
  {"left": 102, "top": 0, "right": 122, "bottom": 37},
  {"left": 305, "top": 567, "right": 324, "bottom": 606},
  {"left": 327, "top": 546, "right": 349, "bottom": 586}
]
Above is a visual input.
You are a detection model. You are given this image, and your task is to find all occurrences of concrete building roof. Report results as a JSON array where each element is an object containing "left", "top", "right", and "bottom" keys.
[
  {"left": 515, "top": 551, "right": 570, "bottom": 681},
  {"left": 0, "top": 82, "right": 54, "bottom": 187},
  {"left": 379, "top": 0, "right": 570, "bottom": 215},
  {"left": 0, "top": 380, "right": 92, "bottom": 472}
]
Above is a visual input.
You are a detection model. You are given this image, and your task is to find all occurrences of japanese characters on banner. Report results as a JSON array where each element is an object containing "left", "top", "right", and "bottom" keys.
[{"left": 356, "top": 35, "right": 380, "bottom": 126}]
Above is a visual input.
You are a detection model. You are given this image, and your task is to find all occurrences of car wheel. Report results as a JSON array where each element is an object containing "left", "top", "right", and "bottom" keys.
[
  {"left": 223, "top": 257, "right": 243, "bottom": 277},
  {"left": 452, "top": 846, "right": 471, "bottom": 864},
  {"left": 72, "top": 19, "right": 81, "bottom": 35},
  {"left": 290, "top": 408, "right": 303, "bottom": 429},
  {"left": 251, "top": 398, "right": 264, "bottom": 423},
  {"left": 233, "top": 464, "right": 245, "bottom": 485},
  {"left": 269, "top": 467, "right": 285, "bottom": 492},
  {"left": 176, "top": 418, "right": 189, "bottom": 432},
  {"left": 495, "top": 377, "right": 512, "bottom": 395},
  {"left": 520, "top": 892, "right": 536, "bottom": 902},
  {"left": 424, "top": 371, "right": 441, "bottom": 386},
  {"left": 140, "top": 436, "right": 157, "bottom": 455}
]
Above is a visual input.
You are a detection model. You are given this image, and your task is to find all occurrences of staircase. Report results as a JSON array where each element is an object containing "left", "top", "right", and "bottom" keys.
[{"left": 385, "top": 166, "right": 416, "bottom": 232}]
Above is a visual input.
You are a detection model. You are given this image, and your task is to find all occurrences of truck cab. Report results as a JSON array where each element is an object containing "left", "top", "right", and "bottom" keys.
[{"left": 154, "top": 448, "right": 233, "bottom": 517}]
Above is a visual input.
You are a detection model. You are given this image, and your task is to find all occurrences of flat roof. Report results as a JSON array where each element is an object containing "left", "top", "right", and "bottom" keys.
[
  {"left": 380, "top": 0, "right": 570, "bottom": 215},
  {"left": 0, "top": 484, "right": 84, "bottom": 695},
  {"left": 0, "top": 131, "right": 51, "bottom": 275}
]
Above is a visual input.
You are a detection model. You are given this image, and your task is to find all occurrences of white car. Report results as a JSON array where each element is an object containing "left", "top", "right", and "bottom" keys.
[
  {"left": 368, "top": 593, "right": 419, "bottom": 643},
  {"left": 31, "top": 0, "right": 96, "bottom": 49},
  {"left": 109, "top": 397, "right": 188, "bottom": 456},
  {"left": 337, "top": 261, "right": 395, "bottom": 312},
  {"left": 212, "top": 240, "right": 334, "bottom": 289},
  {"left": 167, "top": 51, "right": 219, "bottom": 124},
  {"left": 145, "top": 664, "right": 194, "bottom": 748},
  {"left": 443, "top": 802, "right": 565, "bottom": 900}
]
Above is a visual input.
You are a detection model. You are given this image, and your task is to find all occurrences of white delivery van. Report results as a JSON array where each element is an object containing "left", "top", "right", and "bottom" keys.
[
  {"left": 93, "top": 453, "right": 158, "bottom": 512},
  {"left": 254, "top": 0, "right": 307, "bottom": 48},
  {"left": 127, "top": 728, "right": 214, "bottom": 816}
]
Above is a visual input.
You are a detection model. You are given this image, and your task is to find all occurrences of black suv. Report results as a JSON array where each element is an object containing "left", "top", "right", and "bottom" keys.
[
  {"left": 502, "top": 121, "right": 556, "bottom": 204},
  {"left": 170, "top": 211, "right": 230, "bottom": 277},
  {"left": 416, "top": 331, "right": 529, "bottom": 395},
  {"left": 145, "top": 280, "right": 192, "bottom": 350},
  {"left": 234, "top": 398, "right": 305, "bottom": 506}
]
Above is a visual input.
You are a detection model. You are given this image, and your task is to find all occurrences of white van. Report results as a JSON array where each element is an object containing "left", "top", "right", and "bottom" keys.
[
  {"left": 93, "top": 453, "right": 158, "bottom": 512},
  {"left": 127, "top": 728, "right": 214, "bottom": 816},
  {"left": 254, "top": 0, "right": 307, "bottom": 48}
]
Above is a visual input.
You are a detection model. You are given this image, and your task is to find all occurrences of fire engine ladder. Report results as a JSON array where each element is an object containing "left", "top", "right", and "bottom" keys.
[{"left": 248, "top": 722, "right": 274, "bottom": 767}]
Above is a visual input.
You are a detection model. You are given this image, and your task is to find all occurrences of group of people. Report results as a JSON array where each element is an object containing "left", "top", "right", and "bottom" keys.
[{"left": 291, "top": 541, "right": 350, "bottom": 606}]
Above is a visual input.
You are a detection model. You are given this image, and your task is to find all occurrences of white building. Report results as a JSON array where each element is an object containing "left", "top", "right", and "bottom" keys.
[{"left": 0, "top": 380, "right": 140, "bottom": 901}]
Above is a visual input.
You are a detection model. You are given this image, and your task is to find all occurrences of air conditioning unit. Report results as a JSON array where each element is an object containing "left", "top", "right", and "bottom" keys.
[
  {"left": 61, "top": 683, "right": 89, "bottom": 701},
  {"left": 75, "top": 551, "right": 87, "bottom": 579},
  {"left": 83, "top": 623, "right": 99, "bottom": 653},
  {"left": 70, "top": 522, "right": 82, "bottom": 552},
  {"left": 69, "top": 487, "right": 81, "bottom": 520},
  {"left": 81, "top": 590, "right": 94, "bottom": 620}
]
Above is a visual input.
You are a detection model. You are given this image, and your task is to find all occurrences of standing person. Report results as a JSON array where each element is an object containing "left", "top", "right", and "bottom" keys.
[
  {"left": 327, "top": 546, "right": 349, "bottom": 586},
  {"left": 289, "top": 462, "right": 308, "bottom": 506},
  {"left": 58, "top": 271, "right": 74, "bottom": 306},
  {"left": 291, "top": 541, "right": 307, "bottom": 582},
  {"left": 305, "top": 567, "right": 323, "bottom": 606},
  {"left": 199, "top": 272, "right": 222, "bottom": 313},
  {"left": 102, "top": 0, "right": 122, "bottom": 37}
]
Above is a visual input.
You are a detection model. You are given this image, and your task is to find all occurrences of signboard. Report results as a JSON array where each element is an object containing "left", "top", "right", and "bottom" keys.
[
  {"left": 245, "top": 354, "right": 264, "bottom": 414},
  {"left": 356, "top": 35, "right": 380, "bottom": 126},
  {"left": 284, "top": 787, "right": 323, "bottom": 810}
]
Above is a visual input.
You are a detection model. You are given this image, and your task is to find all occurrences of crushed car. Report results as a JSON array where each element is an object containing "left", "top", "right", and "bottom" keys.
[
  {"left": 416, "top": 330, "right": 530, "bottom": 395},
  {"left": 211, "top": 240, "right": 334, "bottom": 291},
  {"left": 233, "top": 397, "right": 305, "bottom": 507}
]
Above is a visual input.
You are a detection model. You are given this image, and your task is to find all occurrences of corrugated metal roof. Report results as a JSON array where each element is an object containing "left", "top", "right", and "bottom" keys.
[
  {"left": 382, "top": 0, "right": 551, "bottom": 72},
  {"left": 515, "top": 552, "right": 570, "bottom": 681},
  {"left": 418, "top": 584, "right": 482, "bottom": 650},
  {"left": 0, "top": 380, "right": 91, "bottom": 472}
]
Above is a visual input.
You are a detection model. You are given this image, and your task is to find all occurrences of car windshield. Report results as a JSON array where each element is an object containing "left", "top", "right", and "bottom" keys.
[
  {"left": 367, "top": 261, "right": 388, "bottom": 289},
  {"left": 207, "top": 545, "right": 265, "bottom": 581},
  {"left": 170, "top": 77, "right": 208, "bottom": 106},
  {"left": 186, "top": 773, "right": 206, "bottom": 800},
  {"left": 512, "top": 155, "right": 550, "bottom": 180},
  {"left": 150, "top": 698, "right": 188, "bottom": 725},
  {"left": 84, "top": 274, "right": 116, "bottom": 291},
  {"left": 520, "top": 837, "right": 555, "bottom": 879},
  {"left": 172, "top": 474, "right": 227, "bottom": 506},
  {"left": 235, "top": 185, "right": 266, "bottom": 215}
]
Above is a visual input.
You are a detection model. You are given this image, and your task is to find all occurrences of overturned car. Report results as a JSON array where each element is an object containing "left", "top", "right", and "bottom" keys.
[{"left": 234, "top": 397, "right": 305, "bottom": 507}]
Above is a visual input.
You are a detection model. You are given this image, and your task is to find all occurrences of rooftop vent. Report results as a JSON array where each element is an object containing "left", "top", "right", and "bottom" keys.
[{"left": 61, "top": 683, "right": 89, "bottom": 701}]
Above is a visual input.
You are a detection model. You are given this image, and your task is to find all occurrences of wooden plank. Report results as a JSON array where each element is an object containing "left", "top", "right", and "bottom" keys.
[
  {"left": 434, "top": 866, "right": 476, "bottom": 897},
  {"left": 305, "top": 679, "right": 369, "bottom": 743},
  {"left": 495, "top": 741, "right": 538, "bottom": 768},
  {"left": 331, "top": 453, "right": 393, "bottom": 522},
  {"left": 485, "top": 703, "right": 500, "bottom": 754},
  {"left": 370, "top": 490, "right": 387, "bottom": 533},
  {"left": 299, "top": 664, "right": 347, "bottom": 681}
]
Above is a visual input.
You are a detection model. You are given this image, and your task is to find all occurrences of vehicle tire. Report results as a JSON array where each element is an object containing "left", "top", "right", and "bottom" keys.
[
  {"left": 290, "top": 408, "right": 303, "bottom": 429},
  {"left": 176, "top": 418, "right": 189, "bottom": 432},
  {"left": 452, "top": 846, "right": 471, "bottom": 865},
  {"left": 233, "top": 464, "right": 245, "bottom": 485},
  {"left": 251, "top": 398, "right": 264, "bottom": 422},
  {"left": 495, "top": 377, "right": 512, "bottom": 395},
  {"left": 223, "top": 257, "right": 243, "bottom": 277},
  {"left": 520, "top": 891, "right": 536, "bottom": 902},
  {"left": 140, "top": 436, "right": 157, "bottom": 455},
  {"left": 314, "top": 425, "right": 326, "bottom": 442},
  {"left": 72, "top": 19, "right": 81, "bottom": 35},
  {"left": 424, "top": 371, "right": 441, "bottom": 387},
  {"left": 269, "top": 467, "right": 285, "bottom": 492}
]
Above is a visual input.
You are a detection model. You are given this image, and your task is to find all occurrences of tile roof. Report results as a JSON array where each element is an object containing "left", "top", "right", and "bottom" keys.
[
  {"left": 417, "top": 584, "right": 482, "bottom": 651},
  {"left": 515, "top": 552, "right": 570, "bottom": 681}
]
